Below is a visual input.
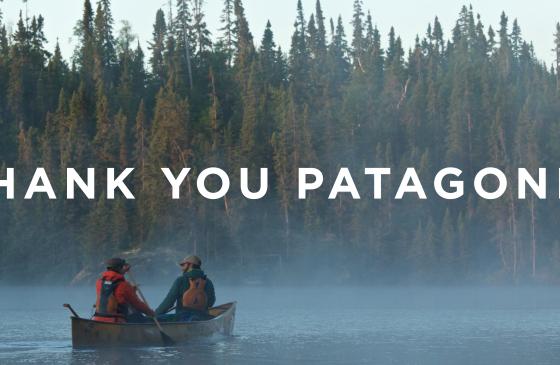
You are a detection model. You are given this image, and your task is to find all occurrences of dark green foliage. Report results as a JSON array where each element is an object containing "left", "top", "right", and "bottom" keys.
[
  {"left": 218, "top": 0, "right": 236, "bottom": 64},
  {"left": 0, "top": 2, "right": 559, "bottom": 284},
  {"left": 94, "top": 0, "right": 117, "bottom": 88},
  {"left": 149, "top": 9, "right": 167, "bottom": 88}
]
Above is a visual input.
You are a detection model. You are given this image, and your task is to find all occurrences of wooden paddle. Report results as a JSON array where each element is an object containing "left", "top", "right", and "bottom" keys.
[
  {"left": 127, "top": 272, "right": 175, "bottom": 346},
  {"left": 63, "top": 303, "right": 81, "bottom": 318}
]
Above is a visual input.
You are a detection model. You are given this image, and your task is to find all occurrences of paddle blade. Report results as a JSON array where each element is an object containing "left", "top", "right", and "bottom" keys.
[{"left": 160, "top": 330, "right": 175, "bottom": 346}]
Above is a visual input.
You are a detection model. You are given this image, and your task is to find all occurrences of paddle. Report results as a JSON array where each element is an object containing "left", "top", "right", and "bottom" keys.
[
  {"left": 63, "top": 303, "right": 81, "bottom": 318},
  {"left": 127, "top": 272, "right": 175, "bottom": 346}
]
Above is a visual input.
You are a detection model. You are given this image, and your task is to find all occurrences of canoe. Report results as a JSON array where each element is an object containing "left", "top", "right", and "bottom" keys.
[{"left": 69, "top": 302, "right": 236, "bottom": 348}]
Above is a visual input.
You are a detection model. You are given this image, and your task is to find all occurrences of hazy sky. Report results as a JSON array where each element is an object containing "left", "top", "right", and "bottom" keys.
[{"left": 1, "top": 0, "right": 559, "bottom": 65}]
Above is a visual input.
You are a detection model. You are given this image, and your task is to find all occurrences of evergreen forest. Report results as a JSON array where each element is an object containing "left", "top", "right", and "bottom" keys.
[{"left": 1, "top": 0, "right": 560, "bottom": 284}]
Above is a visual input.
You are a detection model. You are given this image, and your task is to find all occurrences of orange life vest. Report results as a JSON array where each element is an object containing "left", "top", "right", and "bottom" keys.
[
  {"left": 94, "top": 277, "right": 127, "bottom": 322},
  {"left": 182, "top": 277, "right": 208, "bottom": 311}
]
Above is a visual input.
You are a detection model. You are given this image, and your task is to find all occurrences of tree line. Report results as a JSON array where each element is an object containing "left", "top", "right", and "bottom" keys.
[{"left": 1, "top": 0, "right": 560, "bottom": 284}]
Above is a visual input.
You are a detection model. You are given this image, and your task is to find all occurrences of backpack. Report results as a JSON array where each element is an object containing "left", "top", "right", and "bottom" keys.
[{"left": 182, "top": 277, "right": 208, "bottom": 311}]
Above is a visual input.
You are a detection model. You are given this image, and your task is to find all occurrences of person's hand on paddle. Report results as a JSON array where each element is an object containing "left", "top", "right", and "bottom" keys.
[
  {"left": 146, "top": 308, "right": 156, "bottom": 318},
  {"left": 128, "top": 270, "right": 175, "bottom": 345}
]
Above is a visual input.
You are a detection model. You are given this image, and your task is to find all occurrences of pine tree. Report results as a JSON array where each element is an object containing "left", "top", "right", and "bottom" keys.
[
  {"left": 42, "top": 90, "right": 66, "bottom": 176},
  {"left": 191, "top": 0, "right": 212, "bottom": 55},
  {"left": 239, "top": 61, "right": 263, "bottom": 167},
  {"left": 134, "top": 102, "right": 149, "bottom": 245},
  {"left": 61, "top": 85, "right": 91, "bottom": 169},
  {"left": 76, "top": 0, "right": 95, "bottom": 80},
  {"left": 231, "top": 0, "right": 255, "bottom": 121},
  {"left": 433, "top": 16, "right": 444, "bottom": 54},
  {"left": 260, "top": 20, "right": 276, "bottom": 63},
  {"left": 351, "top": 0, "right": 365, "bottom": 66},
  {"left": 116, "top": 27, "right": 146, "bottom": 121},
  {"left": 94, "top": 0, "right": 117, "bottom": 86},
  {"left": 554, "top": 23, "right": 560, "bottom": 93},
  {"left": 472, "top": 14, "right": 487, "bottom": 57},
  {"left": 314, "top": 0, "right": 327, "bottom": 56},
  {"left": 116, "top": 109, "right": 129, "bottom": 168},
  {"left": 0, "top": 22, "right": 8, "bottom": 58},
  {"left": 29, "top": 15, "right": 50, "bottom": 64},
  {"left": 515, "top": 96, "right": 540, "bottom": 277},
  {"left": 219, "top": 0, "right": 236, "bottom": 64},
  {"left": 175, "top": 0, "right": 194, "bottom": 89},
  {"left": 145, "top": 82, "right": 190, "bottom": 230},
  {"left": 133, "top": 99, "right": 149, "bottom": 191},
  {"left": 44, "top": 42, "right": 68, "bottom": 112},
  {"left": 289, "top": 0, "right": 310, "bottom": 99},
  {"left": 271, "top": 88, "right": 315, "bottom": 253},
  {"left": 258, "top": 20, "right": 285, "bottom": 88},
  {"left": 364, "top": 11, "right": 383, "bottom": 90},
  {"left": 497, "top": 12, "right": 512, "bottom": 76},
  {"left": 131, "top": 42, "right": 147, "bottom": 99},
  {"left": 233, "top": 0, "right": 254, "bottom": 62},
  {"left": 307, "top": 14, "right": 317, "bottom": 57},
  {"left": 149, "top": 9, "right": 167, "bottom": 85},
  {"left": 510, "top": 19, "right": 522, "bottom": 59},
  {"left": 326, "top": 16, "right": 350, "bottom": 91},
  {"left": 482, "top": 27, "right": 492, "bottom": 54},
  {"left": 7, "top": 13, "right": 29, "bottom": 129},
  {"left": 93, "top": 86, "right": 118, "bottom": 168}
]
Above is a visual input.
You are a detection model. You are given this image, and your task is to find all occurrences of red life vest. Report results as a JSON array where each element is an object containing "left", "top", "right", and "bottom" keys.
[
  {"left": 93, "top": 274, "right": 128, "bottom": 323},
  {"left": 182, "top": 277, "right": 208, "bottom": 312}
]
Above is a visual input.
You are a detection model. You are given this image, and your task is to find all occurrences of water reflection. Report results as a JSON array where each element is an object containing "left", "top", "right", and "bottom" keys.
[{"left": 69, "top": 338, "right": 238, "bottom": 365}]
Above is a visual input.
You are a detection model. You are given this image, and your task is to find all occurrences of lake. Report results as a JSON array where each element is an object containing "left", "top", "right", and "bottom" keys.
[{"left": 1, "top": 286, "right": 560, "bottom": 364}]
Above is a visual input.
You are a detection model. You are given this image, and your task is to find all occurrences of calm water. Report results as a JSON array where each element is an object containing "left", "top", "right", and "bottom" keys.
[{"left": 1, "top": 286, "right": 560, "bottom": 364}]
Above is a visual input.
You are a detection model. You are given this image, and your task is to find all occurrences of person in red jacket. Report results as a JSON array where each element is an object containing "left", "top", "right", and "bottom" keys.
[{"left": 92, "top": 258, "right": 155, "bottom": 323}]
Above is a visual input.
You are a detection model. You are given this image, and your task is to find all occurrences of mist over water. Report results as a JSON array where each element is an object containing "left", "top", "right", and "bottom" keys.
[{"left": 1, "top": 286, "right": 560, "bottom": 364}]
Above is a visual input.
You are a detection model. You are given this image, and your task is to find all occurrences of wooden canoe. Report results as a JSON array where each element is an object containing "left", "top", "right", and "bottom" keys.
[{"left": 69, "top": 302, "right": 236, "bottom": 348}]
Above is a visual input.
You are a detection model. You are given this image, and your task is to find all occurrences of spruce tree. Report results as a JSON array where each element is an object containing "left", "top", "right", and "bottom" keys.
[
  {"left": 149, "top": 9, "right": 167, "bottom": 85},
  {"left": 133, "top": 100, "right": 148, "bottom": 189},
  {"left": 497, "top": 12, "right": 513, "bottom": 76},
  {"left": 351, "top": 0, "right": 365, "bottom": 65},
  {"left": 289, "top": 0, "right": 310, "bottom": 99},
  {"left": 116, "top": 109, "right": 129, "bottom": 168},
  {"left": 554, "top": 23, "right": 560, "bottom": 92},
  {"left": 145, "top": 82, "right": 190, "bottom": 233},
  {"left": 219, "top": 0, "right": 236, "bottom": 64},
  {"left": 259, "top": 21, "right": 283, "bottom": 86},
  {"left": 94, "top": 0, "right": 117, "bottom": 86},
  {"left": 314, "top": 0, "right": 327, "bottom": 55},
  {"left": 510, "top": 19, "right": 522, "bottom": 59},
  {"left": 175, "top": 0, "right": 194, "bottom": 89},
  {"left": 191, "top": 0, "right": 212, "bottom": 55},
  {"left": 77, "top": 0, "right": 95, "bottom": 80},
  {"left": 44, "top": 42, "right": 68, "bottom": 112},
  {"left": 93, "top": 86, "right": 118, "bottom": 168},
  {"left": 233, "top": 0, "right": 254, "bottom": 62}
]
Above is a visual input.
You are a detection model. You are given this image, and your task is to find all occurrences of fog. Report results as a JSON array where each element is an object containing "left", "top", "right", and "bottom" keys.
[{"left": 2, "top": 286, "right": 560, "bottom": 364}]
